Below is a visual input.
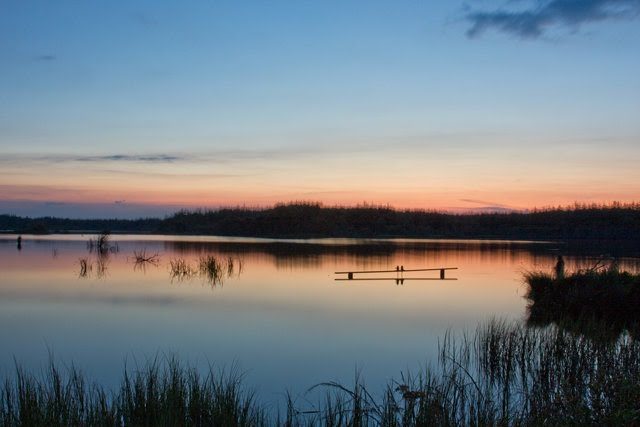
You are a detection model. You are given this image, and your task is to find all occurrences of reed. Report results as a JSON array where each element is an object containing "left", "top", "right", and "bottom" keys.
[
  {"left": 132, "top": 249, "right": 160, "bottom": 264},
  {"left": 1, "top": 358, "right": 266, "bottom": 426},
  {"left": 87, "top": 231, "right": 118, "bottom": 255},
  {"left": 77, "top": 257, "right": 91, "bottom": 278},
  {"left": 525, "top": 260, "right": 640, "bottom": 338},
  {"left": 169, "top": 258, "right": 197, "bottom": 282},
  {"left": 2, "top": 321, "right": 639, "bottom": 425},
  {"left": 130, "top": 249, "right": 160, "bottom": 273},
  {"left": 198, "top": 255, "right": 224, "bottom": 286}
]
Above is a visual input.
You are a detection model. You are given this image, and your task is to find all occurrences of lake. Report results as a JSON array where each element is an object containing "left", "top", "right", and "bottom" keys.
[{"left": 1, "top": 234, "right": 637, "bottom": 407}]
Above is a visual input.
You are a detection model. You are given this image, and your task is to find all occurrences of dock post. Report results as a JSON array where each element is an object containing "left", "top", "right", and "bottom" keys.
[
  {"left": 348, "top": 272, "right": 353, "bottom": 280},
  {"left": 440, "top": 269, "right": 445, "bottom": 280}
]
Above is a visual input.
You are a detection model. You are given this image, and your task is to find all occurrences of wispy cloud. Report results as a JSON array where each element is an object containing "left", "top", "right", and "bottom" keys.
[
  {"left": 75, "top": 154, "right": 184, "bottom": 162},
  {"left": 465, "top": 0, "right": 640, "bottom": 39},
  {"left": 459, "top": 198, "right": 521, "bottom": 210},
  {"left": 0, "top": 153, "right": 187, "bottom": 165}
]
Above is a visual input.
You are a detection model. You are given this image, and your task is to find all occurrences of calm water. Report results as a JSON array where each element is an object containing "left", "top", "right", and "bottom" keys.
[{"left": 1, "top": 234, "right": 636, "bottom": 404}]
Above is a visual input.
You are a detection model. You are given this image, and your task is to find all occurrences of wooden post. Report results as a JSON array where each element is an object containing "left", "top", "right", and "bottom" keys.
[
  {"left": 440, "top": 269, "right": 445, "bottom": 280},
  {"left": 348, "top": 272, "right": 353, "bottom": 280}
]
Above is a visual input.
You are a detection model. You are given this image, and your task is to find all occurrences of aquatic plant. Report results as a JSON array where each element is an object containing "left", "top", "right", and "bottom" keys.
[
  {"left": 0, "top": 358, "right": 265, "bottom": 426},
  {"left": 2, "top": 321, "right": 639, "bottom": 425},
  {"left": 198, "top": 255, "right": 224, "bottom": 286},
  {"left": 95, "top": 255, "right": 109, "bottom": 279},
  {"left": 130, "top": 249, "right": 160, "bottom": 273},
  {"left": 169, "top": 258, "right": 197, "bottom": 282},
  {"left": 78, "top": 257, "right": 92, "bottom": 278},
  {"left": 226, "top": 256, "right": 235, "bottom": 277},
  {"left": 87, "top": 231, "right": 118, "bottom": 254},
  {"left": 132, "top": 249, "right": 160, "bottom": 264},
  {"left": 525, "top": 261, "right": 640, "bottom": 338}
]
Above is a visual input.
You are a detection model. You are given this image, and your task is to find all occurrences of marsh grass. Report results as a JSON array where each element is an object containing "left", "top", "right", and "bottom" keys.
[
  {"left": 199, "top": 255, "right": 224, "bottom": 286},
  {"left": 0, "top": 358, "right": 266, "bottom": 427},
  {"left": 525, "top": 262, "right": 640, "bottom": 338},
  {"left": 87, "top": 231, "right": 118, "bottom": 255},
  {"left": 4, "top": 321, "right": 637, "bottom": 425},
  {"left": 169, "top": 258, "right": 197, "bottom": 282},
  {"left": 168, "top": 255, "right": 244, "bottom": 286},
  {"left": 130, "top": 249, "right": 160, "bottom": 273},
  {"left": 131, "top": 249, "right": 160, "bottom": 264},
  {"left": 303, "top": 320, "right": 640, "bottom": 426},
  {"left": 77, "top": 257, "right": 91, "bottom": 278},
  {"left": 77, "top": 255, "right": 110, "bottom": 280}
]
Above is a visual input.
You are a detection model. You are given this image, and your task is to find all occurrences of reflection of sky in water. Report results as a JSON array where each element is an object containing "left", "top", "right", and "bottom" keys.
[{"left": 1, "top": 235, "right": 638, "bottom": 403}]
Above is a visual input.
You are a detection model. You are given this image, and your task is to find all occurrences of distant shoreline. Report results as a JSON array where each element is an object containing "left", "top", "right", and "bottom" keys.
[{"left": 2, "top": 202, "right": 640, "bottom": 244}]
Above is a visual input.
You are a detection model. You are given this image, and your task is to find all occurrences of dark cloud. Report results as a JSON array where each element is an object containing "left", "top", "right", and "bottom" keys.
[
  {"left": 465, "top": 0, "right": 640, "bottom": 39},
  {"left": 459, "top": 198, "right": 520, "bottom": 211},
  {"left": 75, "top": 154, "right": 183, "bottom": 162},
  {"left": 0, "top": 153, "right": 188, "bottom": 165}
]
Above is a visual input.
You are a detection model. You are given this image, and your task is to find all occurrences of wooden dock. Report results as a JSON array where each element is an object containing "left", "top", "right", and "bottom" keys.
[{"left": 334, "top": 266, "right": 458, "bottom": 282}]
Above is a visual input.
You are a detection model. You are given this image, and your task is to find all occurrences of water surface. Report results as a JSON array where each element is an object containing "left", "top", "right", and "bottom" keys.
[{"left": 1, "top": 235, "right": 633, "bottom": 404}]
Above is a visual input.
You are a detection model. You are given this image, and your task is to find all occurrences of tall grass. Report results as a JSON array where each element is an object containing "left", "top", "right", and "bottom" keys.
[
  {"left": 2, "top": 321, "right": 639, "bottom": 425},
  {"left": 130, "top": 249, "right": 160, "bottom": 273},
  {"left": 77, "top": 257, "right": 91, "bottom": 278},
  {"left": 525, "top": 261, "right": 640, "bottom": 338},
  {"left": 87, "top": 231, "right": 116, "bottom": 254},
  {"left": 198, "top": 255, "right": 224, "bottom": 286},
  {"left": 169, "top": 255, "right": 244, "bottom": 286},
  {"left": 169, "top": 258, "right": 197, "bottom": 282},
  {"left": 0, "top": 358, "right": 266, "bottom": 426}
]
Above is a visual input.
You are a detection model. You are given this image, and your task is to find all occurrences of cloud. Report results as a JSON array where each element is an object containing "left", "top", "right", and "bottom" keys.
[
  {"left": 75, "top": 154, "right": 184, "bottom": 163},
  {"left": 465, "top": 0, "right": 640, "bottom": 39},
  {"left": 0, "top": 153, "right": 188, "bottom": 164},
  {"left": 459, "top": 198, "right": 521, "bottom": 210}
]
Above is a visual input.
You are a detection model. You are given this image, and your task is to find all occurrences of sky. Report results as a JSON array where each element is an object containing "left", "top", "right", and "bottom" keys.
[{"left": 1, "top": 0, "right": 639, "bottom": 218}]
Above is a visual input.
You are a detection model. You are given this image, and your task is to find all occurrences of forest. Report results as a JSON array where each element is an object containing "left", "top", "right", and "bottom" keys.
[{"left": 2, "top": 202, "right": 640, "bottom": 241}]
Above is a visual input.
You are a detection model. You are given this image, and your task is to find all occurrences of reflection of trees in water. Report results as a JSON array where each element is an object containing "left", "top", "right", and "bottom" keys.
[{"left": 163, "top": 240, "right": 570, "bottom": 271}]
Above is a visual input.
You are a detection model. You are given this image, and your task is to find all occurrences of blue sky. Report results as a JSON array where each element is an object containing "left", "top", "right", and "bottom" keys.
[{"left": 1, "top": 1, "right": 639, "bottom": 218}]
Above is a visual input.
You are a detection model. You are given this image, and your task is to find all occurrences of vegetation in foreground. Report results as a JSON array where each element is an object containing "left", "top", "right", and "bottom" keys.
[
  {"left": 525, "top": 259, "right": 640, "bottom": 339},
  {"left": 2, "top": 320, "right": 640, "bottom": 426}
]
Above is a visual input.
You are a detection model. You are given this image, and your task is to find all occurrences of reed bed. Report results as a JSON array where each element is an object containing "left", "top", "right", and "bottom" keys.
[
  {"left": 131, "top": 249, "right": 160, "bottom": 265},
  {"left": 169, "top": 258, "right": 197, "bottom": 282},
  {"left": 87, "top": 232, "right": 117, "bottom": 255},
  {"left": 0, "top": 358, "right": 266, "bottom": 427},
  {"left": 2, "top": 320, "right": 639, "bottom": 426},
  {"left": 168, "top": 255, "right": 244, "bottom": 286},
  {"left": 198, "top": 255, "right": 224, "bottom": 286},
  {"left": 525, "top": 261, "right": 640, "bottom": 338},
  {"left": 130, "top": 249, "right": 160, "bottom": 273}
]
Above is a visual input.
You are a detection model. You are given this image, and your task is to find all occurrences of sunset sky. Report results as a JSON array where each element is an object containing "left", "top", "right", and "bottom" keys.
[{"left": 1, "top": 1, "right": 639, "bottom": 218}]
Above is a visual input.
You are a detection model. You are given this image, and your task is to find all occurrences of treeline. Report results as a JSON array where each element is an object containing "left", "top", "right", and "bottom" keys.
[
  {"left": 0, "top": 215, "right": 161, "bottom": 234},
  {"left": 2, "top": 202, "right": 640, "bottom": 241}
]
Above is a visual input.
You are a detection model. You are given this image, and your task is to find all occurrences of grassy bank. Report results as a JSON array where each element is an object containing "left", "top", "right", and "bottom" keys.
[
  {"left": 2, "top": 320, "right": 640, "bottom": 426},
  {"left": 525, "top": 262, "right": 640, "bottom": 338}
]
